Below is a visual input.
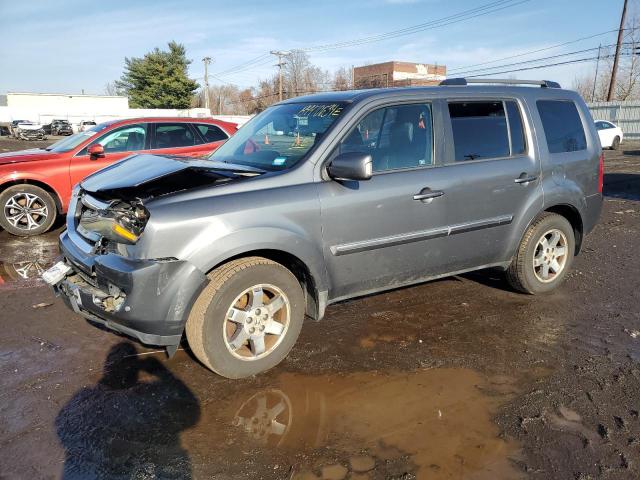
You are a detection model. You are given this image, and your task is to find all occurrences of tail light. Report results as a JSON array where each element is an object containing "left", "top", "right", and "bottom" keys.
[{"left": 598, "top": 151, "right": 604, "bottom": 193}]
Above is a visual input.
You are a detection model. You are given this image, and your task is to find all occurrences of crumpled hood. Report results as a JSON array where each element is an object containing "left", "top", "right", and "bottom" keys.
[
  {"left": 0, "top": 149, "right": 62, "bottom": 165},
  {"left": 80, "top": 153, "right": 264, "bottom": 197}
]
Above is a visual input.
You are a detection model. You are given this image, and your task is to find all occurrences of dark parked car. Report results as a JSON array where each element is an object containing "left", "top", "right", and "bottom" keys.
[
  {"left": 46, "top": 78, "right": 603, "bottom": 378},
  {"left": 51, "top": 120, "right": 73, "bottom": 136}
]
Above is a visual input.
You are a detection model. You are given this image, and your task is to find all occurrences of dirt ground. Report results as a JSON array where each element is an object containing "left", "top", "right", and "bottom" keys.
[{"left": 0, "top": 137, "right": 639, "bottom": 479}]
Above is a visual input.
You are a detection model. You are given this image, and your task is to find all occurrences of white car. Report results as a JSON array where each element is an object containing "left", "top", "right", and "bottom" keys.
[
  {"left": 78, "top": 120, "right": 97, "bottom": 132},
  {"left": 595, "top": 120, "right": 623, "bottom": 150}
]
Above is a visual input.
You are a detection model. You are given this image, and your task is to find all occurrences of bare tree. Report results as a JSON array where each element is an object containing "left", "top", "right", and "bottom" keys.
[
  {"left": 332, "top": 67, "right": 351, "bottom": 91},
  {"left": 103, "top": 81, "right": 120, "bottom": 96}
]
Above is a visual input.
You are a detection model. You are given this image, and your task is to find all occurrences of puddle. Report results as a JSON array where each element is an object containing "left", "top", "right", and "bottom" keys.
[
  {"left": 54, "top": 350, "right": 526, "bottom": 479},
  {"left": 0, "top": 235, "right": 58, "bottom": 289},
  {"left": 188, "top": 368, "right": 525, "bottom": 479}
]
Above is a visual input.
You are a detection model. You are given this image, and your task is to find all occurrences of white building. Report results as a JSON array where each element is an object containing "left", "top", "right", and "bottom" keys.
[{"left": 0, "top": 92, "right": 250, "bottom": 130}]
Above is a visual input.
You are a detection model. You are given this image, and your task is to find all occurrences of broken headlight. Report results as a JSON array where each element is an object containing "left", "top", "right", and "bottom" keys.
[{"left": 79, "top": 200, "right": 149, "bottom": 245}]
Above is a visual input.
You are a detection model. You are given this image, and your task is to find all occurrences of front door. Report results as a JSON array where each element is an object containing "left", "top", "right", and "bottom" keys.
[
  {"left": 318, "top": 102, "right": 452, "bottom": 300},
  {"left": 70, "top": 123, "right": 150, "bottom": 187}
]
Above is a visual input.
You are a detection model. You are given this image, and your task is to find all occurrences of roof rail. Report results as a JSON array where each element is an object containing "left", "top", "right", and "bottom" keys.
[{"left": 439, "top": 78, "right": 561, "bottom": 88}]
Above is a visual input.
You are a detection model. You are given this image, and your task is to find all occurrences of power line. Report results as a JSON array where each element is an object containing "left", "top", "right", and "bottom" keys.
[
  {"left": 213, "top": 54, "right": 271, "bottom": 77},
  {"left": 447, "top": 29, "right": 622, "bottom": 74},
  {"left": 301, "top": 0, "right": 528, "bottom": 52},
  {"left": 452, "top": 44, "right": 618, "bottom": 77},
  {"left": 466, "top": 54, "right": 613, "bottom": 78},
  {"left": 213, "top": 0, "right": 528, "bottom": 79}
]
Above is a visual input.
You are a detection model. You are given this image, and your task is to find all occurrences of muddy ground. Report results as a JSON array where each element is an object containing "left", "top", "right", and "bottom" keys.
[{"left": 0, "top": 136, "right": 639, "bottom": 479}]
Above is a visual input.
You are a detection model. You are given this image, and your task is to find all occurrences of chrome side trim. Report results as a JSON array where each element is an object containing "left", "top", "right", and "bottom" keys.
[
  {"left": 448, "top": 214, "right": 513, "bottom": 235},
  {"left": 331, "top": 226, "right": 449, "bottom": 256},
  {"left": 330, "top": 214, "right": 513, "bottom": 256}
]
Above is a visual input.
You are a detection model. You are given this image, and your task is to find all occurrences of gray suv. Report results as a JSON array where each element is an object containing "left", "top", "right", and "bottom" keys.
[{"left": 45, "top": 78, "right": 603, "bottom": 378}]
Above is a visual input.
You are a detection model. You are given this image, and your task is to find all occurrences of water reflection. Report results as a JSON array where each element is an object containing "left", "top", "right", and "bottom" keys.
[
  {"left": 232, "top": 389, "right": 292, "bottom": 447},
  {"left": 197, "top": 368, "right": 524, "bottom": 479},
  {"left": 0, "top": 235, "right": 58, "bottom": 288}
]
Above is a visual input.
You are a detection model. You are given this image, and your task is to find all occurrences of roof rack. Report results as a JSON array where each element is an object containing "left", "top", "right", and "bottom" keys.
[{"left": 439, "top": 78, "right": 561, "bottom": 88}]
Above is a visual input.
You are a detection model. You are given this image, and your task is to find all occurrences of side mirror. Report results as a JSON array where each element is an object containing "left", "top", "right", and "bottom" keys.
[
  {"left": 327, "top": 152, "right": 373, "bottom": 181},
  {"left": 87, "top": 144, "right": 105, "bottom": 160}
]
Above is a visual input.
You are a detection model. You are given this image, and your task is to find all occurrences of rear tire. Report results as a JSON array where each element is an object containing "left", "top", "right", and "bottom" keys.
[
  {"left": 506, "top": 213, "right": 575, "bottom": 294},
  {"left": 611, "top": 136, "right": 621, "bottom": 150},
  {"left": 186, "top": 257, "right": 305, "bottom": 378},
  {"left": 0, "top": 185, "right": 57, "bottom": 236}
]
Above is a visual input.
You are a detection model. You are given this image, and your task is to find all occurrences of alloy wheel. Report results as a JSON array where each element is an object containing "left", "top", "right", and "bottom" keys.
[
  {"left": 3, "top": 192, "right": 49, "bottom": 232},
  {"left": 223, "top": 284, "right": 290, "bottom": 360},
  {"left": 533, "top": 228, "right": 568, "bottom": 283}
]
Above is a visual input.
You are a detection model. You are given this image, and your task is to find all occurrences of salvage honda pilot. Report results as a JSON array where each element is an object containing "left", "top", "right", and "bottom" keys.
[{"left": 45, "top": 79, "right": 603, "bottom": 378}]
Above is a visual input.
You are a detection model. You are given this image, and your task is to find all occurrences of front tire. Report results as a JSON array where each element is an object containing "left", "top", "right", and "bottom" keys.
[
  {"left": 506, "top": 213, "right": 575, "bottom": 294},
  {"left": 186, "top": 257, "right": 305, "bottom": 378},
  {"left": 0, "top": 185, "right": 57, "bottom": 236}
]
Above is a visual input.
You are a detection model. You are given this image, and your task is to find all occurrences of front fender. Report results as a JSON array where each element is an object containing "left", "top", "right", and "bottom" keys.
[
  {"left": 0, "top": 172, "right": 67, "bottom": 212},
  {"left": 185, "top": 227, "right": 330, "bottom": 294}
]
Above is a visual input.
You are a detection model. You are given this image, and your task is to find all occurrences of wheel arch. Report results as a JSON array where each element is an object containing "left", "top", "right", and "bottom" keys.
[
  {"left": 0, "top": 179, "right": 64, "bottom": 214},
  {"left": 543, "top": 203, "right": 584, "bottom": 255},
  {"left": 207, "top": 248, "right": 326, "bottom": 322}
]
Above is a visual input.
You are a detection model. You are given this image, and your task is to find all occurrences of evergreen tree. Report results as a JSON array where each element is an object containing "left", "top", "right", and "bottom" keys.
[{"left": 116, "top": 41, "right": 199, "bottom": 108}]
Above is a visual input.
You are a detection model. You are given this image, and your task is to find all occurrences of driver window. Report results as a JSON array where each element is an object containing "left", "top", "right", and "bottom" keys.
[
  {"left": 80, "top": 124, "right": 147, "bottom": 155},
  {"left": 337, "top": 103, "right": 433, "bottom": 172}
]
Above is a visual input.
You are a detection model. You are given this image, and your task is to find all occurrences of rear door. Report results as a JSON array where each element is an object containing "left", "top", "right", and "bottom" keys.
[
  {"left": 432, "top": 98, "right": 543, "bottom": 272},
  {"left": 190, "top": 123, "right": 230, "bottom": 157},
  {"left": 150, "top": 122, "right": 202, "bottom": 157},
  {"left": 70, "top": 123, "right": 150, "bottom": 187}
]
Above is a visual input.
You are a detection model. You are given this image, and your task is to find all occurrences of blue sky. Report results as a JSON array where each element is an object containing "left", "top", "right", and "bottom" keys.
[{"left": 0, "top": 0, "right": 629, "bottom": 95}]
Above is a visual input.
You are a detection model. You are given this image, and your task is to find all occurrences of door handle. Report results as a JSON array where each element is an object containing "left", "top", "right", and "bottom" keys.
[
  {"left": 413, "top": 190, "right": 444, "bottom": 201},
  {"left": 514, "top": 175, "right": 538, "bottom": 184}
]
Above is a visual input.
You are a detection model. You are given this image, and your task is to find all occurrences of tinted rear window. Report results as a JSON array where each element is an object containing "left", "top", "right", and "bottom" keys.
[
  {"left": 195, "top": 124, "right": 228, "bottom": 143},
  {"left": 449, "top": 101, "right": 509, "bottom": 161},
  {"left": 537, "top": 100, "right": 587, "bottom": 153}
]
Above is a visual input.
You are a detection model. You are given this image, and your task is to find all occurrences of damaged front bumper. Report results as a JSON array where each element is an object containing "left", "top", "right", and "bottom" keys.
[{"left": 51, "top": 230, "right": 207, "bottom": 347}]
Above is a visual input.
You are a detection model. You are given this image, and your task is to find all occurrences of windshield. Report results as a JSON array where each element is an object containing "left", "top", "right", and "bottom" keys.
[
  {"left": 210, "top": 102, "right": 347, "bottom": 171},
  {"left": 45, "top": 123, "right": 109, "bottom": 152}
]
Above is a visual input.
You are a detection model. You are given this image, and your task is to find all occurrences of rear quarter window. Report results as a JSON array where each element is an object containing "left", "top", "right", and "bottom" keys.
[
  {"left": 537, "top": 100, "right": 587, "bottom": 153},
  {"left": 194, "top": 124, "right": 228, "bottom": 144}
]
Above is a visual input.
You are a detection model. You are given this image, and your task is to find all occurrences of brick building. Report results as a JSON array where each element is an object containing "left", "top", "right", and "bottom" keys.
[{"left": 353, "top": 61, "right": 446, "bottom": 89}]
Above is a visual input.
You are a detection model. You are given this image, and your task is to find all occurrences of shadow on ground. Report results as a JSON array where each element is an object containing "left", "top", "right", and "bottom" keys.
[
  {"left": 603, "top": 172, "right": 640, "bottom": 201},
  {"left": 55, "top": 342, "right": 200, "bottom": 479}
]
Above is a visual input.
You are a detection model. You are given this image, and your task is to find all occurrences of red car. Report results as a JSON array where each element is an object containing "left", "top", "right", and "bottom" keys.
[{"left": 0, "top": 117, "right": 237, "bottom": 236}]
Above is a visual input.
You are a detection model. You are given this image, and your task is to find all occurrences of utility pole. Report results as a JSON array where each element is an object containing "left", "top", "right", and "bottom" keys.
[
  {"left": 270, "top": 50, "right": 290, "bottom": 102},
  {"left": 607, "top": 0, "right": 628, "bottom": 101},
  {"left": 592, "top": 44, "right": 602, "bottom": 102},
  {"left": 202, "top": 56, "right": 212, "bottom": 112}
]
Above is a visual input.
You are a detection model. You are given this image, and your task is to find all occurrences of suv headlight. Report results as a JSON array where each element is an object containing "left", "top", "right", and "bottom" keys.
[{"left": 79, "top": 200, "right": 149, "bottom": 245}]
